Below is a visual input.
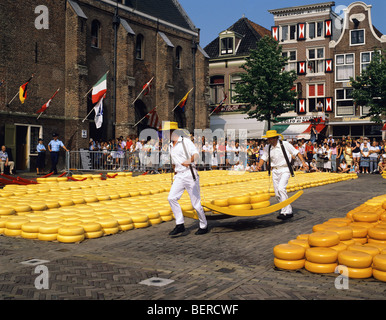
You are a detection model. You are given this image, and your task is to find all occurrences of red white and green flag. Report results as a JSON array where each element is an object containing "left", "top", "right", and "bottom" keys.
[{"left": 91, "top": 72, "right": 108, "bottom": 104}]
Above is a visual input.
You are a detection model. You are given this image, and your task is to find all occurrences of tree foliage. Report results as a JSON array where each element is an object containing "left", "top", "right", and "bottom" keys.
[
  {"left": 234, "top": 36, "right": 298, "bottom": 129},
  {"left": 351, "top": 49, "right": 386, "bottom": 123}
]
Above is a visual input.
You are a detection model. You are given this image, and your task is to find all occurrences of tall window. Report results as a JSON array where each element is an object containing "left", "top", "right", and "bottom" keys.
[
  {"left": 308, "top": 83, "right": 325, "bottom": 112},
  {"left": 307, "top": 48, "right": 325, "bottom": 74},
  {"left": 280, "top": 25, "right": 296, "bottom": 42},
  {"left": 136, "top": 34, "right": 144, "bottom": 60},
  {"left": 308, "top": 21, "right": 324, "bottom": 39},
  {"left": 360, "top": 51, "right": 380, "bottom": 73},
  {"left": 176, "top": 46, "right": 182, "bottom": 69},
  {"left": 350, "top": 30, "right": 365, "bottom": 46},
  {"left": 336, "top": 88, "right": 354, "bottom": 116},
  {"left": 220, "top": 37, "right": 233, "bottom": 55},
  {"left": 282, "top": 50, "right": 297, "bottom": 72},
  {"left": 91, "top": 20, "right": 101, "bottom": 48},
  {"left": 336, "top": 53, "right": 354, "bottom": 82},
  {"left": 209, "top": 76, "right": 225, "bottom": 105},
  {"left": 230, "top": 74, "right": 242, "bottom": 104}
]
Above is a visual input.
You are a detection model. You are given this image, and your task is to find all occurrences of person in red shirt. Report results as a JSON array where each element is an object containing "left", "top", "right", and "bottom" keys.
[{"left": 304, "top": 140, "right": 314, "bottom": 167}]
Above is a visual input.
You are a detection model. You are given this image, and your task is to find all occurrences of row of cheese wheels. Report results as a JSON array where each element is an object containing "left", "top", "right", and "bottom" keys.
[
  {"left": 274, "top": 195, "right": 386, "bottom": 281},
  {"left": 0, "top": 208, "right": 174, "bottom": 242}
]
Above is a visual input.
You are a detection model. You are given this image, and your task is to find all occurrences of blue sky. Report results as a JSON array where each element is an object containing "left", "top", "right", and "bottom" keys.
[{"left": 178, "top": 0, "right": 386, "bottom": 48}]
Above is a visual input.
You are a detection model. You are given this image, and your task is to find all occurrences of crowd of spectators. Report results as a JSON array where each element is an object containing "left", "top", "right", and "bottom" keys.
[{"left": 85, "top": 134, "right": 386, "bottom": 175}]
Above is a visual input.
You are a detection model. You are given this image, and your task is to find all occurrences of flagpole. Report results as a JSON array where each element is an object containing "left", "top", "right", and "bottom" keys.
[
  {"left": 82, "top": 93, "right": 106, "bottom": 123},
  {"left": 172, "top": 87, "right": 194, "bottom": 112},
  {"left": 83, "top": 71, "right": 109, "bottom": 98},
  {"left": 133, "top": 106, "right": 158, "bottom": 128},
  {"left": 36, "top": 88, "right": 60, "bottom": 120},
  {"left": 131, "top": 77, "right": 154, "bottom": 106}
]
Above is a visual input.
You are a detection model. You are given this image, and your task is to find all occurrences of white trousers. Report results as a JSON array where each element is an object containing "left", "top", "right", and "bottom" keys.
[
  {"left": 168, "top": 170, "right": 208, "bottom": 229},
  {"left": 0, "top": 161, "right": 14, "bottom": 174},
  {"left": 272, "top": 169, "right": 292, "bottom": 215}
]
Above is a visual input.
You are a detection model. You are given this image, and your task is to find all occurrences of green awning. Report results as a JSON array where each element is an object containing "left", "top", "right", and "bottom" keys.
[{"left": 270, "top": 124, "right": 290, "bottom": 134}]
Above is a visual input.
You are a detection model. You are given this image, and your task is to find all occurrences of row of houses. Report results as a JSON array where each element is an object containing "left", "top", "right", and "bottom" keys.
[{"left": 206, "top": 1, "right": 386, "bottom": 141}]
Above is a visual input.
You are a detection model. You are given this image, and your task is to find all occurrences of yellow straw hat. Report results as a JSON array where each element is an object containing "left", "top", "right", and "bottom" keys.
[
  {"left": 262, "top": 130, "right": 284, "bottom": 140},
  {"left": 161, "top": 121, "right": 180, "bottom": 131}
]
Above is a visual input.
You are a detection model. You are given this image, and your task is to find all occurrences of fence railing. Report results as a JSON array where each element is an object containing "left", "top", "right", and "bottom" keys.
[{"left": 65, "top": 149, "right": 252, "bottom": 173}]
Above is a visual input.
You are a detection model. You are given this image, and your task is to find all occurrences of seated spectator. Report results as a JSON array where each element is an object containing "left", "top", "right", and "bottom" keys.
[
  {"left": 338, "top": 159, "right": 350, "bottom": 173},
  {"left": 379, "top": 155, "right": 386, "bottom": 174},
  {"left": 0, "top": 145, "right": 15, "bottom": 175},
  {"left": 309, "top": 159, "right": 320, "bottom": 172}
]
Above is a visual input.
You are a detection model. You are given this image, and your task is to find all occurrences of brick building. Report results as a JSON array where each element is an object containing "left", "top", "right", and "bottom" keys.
[
  {"left": 204, "top": 17, "right": 271, "bottom": 139},
  {"left": 268, "top": 1, "right": 385, "bottom": 140},
  {"left": 328, "top": 1, "right": 386, "bottom": 139},
  {"left": 0, "top": 0, "right": 209, "bottom": 171}
]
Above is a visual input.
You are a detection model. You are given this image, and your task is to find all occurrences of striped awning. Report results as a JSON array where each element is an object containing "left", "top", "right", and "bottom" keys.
[{"left": 270, "top": 123, "right": 326, "bottom": 140}]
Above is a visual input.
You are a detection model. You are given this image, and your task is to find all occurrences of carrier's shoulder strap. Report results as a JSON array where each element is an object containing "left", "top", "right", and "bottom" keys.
[{"left": 279, "top": 140, "right": 295, "bottom": 177}]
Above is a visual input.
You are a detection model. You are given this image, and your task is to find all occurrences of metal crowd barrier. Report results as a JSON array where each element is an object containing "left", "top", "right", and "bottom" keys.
[{"left": 65, "top": 149, "right": 250, "bottom": 173}]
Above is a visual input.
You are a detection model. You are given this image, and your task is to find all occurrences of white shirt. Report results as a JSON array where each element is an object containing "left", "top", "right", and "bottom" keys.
[
  {"left": 169, "top": 136, "right": 199, "bottom": 173},
  {"left": 261, "top": 140, "right": 299, "bottom": 168}
]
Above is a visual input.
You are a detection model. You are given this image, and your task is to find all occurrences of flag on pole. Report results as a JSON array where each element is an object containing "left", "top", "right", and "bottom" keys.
[
  {"left": 145, "top": 107, "right": 162, "bottom": 130},
  {"left": 19, "top": 76, "right": 34, "bottom": 104},
  {"left": 94, "top": 95, "right": 104, "bottom": 129},
  {"left": 210, "top": 93, "right": 228, "bottom": 116},
  {"left": 131, "top": 77, "right": 154, "bottom": 106},
  {"left": 174, "top": 88, "right": 193, "bottom": 112},
  {"left": 36, "top": 88, "right": 60, "bottom": 114},
  {"left": 91, "top": 72, "right": 108, "bottom": 104}
]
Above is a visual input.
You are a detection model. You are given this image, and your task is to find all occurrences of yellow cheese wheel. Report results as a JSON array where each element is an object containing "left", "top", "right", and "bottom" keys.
[
  {"left": 350, "top": 226, "right": 368, "bottom": 238},
  {"left": 251, "top": 201, "right": 270, "bottom": 209},
  {"left": 324, "top": 226, "right": 353, "bottom": 241},
  {"left": 346, "top": 267, "right": 373, "bottom": 279},
  {"left": 158, "top": 209, "right": 172, "bottom": 216},
  {"left": 84, "top": 230, "right": 104, "bottom": 239},
  {"left": 372, "top": 254, "right": 386, "bottom": 272},
  {"left": 338, "top": 250, "right": 373, "bottom": 268},
  {"left": 228, "top": 196, "right": 250, "bottom": 205},
  {"left": 312, "top": 224, "right": 329, "bottom": 232},
  {"left": 4, "top": 228, "right": 22, "bottom": 237},
  {"left": 57, "top": 234, "right": 85, "bottom": 243},
  {"left": 39, "top": 223, "right": 62, "bottom": 234},
  {"left": 58, "top": 225, "right": 84, "bottom": 236},
  {"left": 149, "top": 218, "right": 163, "bottom": 225},
  {"left": 113, "top": 216, "right": 133, "bottom": 225},
  {"left": 352, "top": 212, "right": 379, "bottom": 223},
  {"left": 212, "top": 199, "right": 228, "bottom": 207},
  {"left": 353, "top": 238, "right": 368, "bottom": 245},
  {"left": 273, "top": 244, "right": 305, "bottom": 260},
  {"left": 308, "top": 232, "right": 340, "bottom": 247},
  {"left": 228, "top": 204, "right": 252, "bottom": 210},
  {"left": 5, "top": 219, "right": 30, "bottom": 230},
  {"left": 330, "top": 243, "right": 348, "bottom": 252},
  {"left": 305, "top": 247, "right": 338, "bottom": 264},
  {"left": 119, "top": 224, "right": 134, "bottom": 231},
  {"left": 38, "top": 233, "right": 57, "bottom": 241},
  {"left": 58, "top": 200, "right": 74, "bottom": 207},
  {"left": 274, "top": 258, "right": 305, "bottom": 270},
  {"left": 84, "top": 196, "right": 98, "bottom": 203},
  {"left": 144, "top": 212, "right": 161, "bottom": 219},
  {"left": 368, "top": 227, "right": 386, "bottom": 240},
  {"left": 250, "top": 194, "right": 270, "bottom": 204},
  {"left": 365, "top": 243, "right": 386, "bottom": 252},
  {"left": 373, "top": 269, "right": 386, "bottom": 282},
  {"left": 288, "top": 239, "right": 310, "bottom": 249},
  {"left": 21, "top": 231, "right": 38, "bottom": 239},
  {"left": 29, "top": 203, "right": 48, "bottom": 211},
  {"left": 79, "top": 223, "right": 101, "bottom": 233},
  {"left": 161, "top": 215, "right": 173, "bottom": 222},
  {"left": 21, "top": 222, "right": 45, "bottom": 233},
  {"left": 0, "top": 208, "right": 16, "bottom": 215},
  {"left": 348, "top": 244, "right": 380, "bottom": 257},
  {"left": 367, "top": 238, "right": 386, "bottom": 246},
  {"left": 296, "top": 234, "right": 309, "bottom": 241},
  {"left": 323, "top": 221, "right": 348, "bottom": 228},
  {"left": 98, "top": 219, "right": 118, "bottom": 229},
  {"left": 328, "top": 218, "right": 352, "bottom": 225},
  {"left": 127, "top": 214, "right": 148, "bottom": 223},
  {"left": 11, "top": 205, "right": 32, "bottom": 213},
  {"left": 134, "top": 222, "right": 149, "bottom": 228},
  {"left": 305, "top": 261, "right": 337, "bottom": 274},
  {"left": 340, "top": 239, "right": 356, "bottom": 246}
]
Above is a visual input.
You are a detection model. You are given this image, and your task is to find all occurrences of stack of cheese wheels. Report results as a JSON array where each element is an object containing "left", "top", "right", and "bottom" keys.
[
  {"left": 4, "top": 217, "right": 30, "bottom": 237},
  {"left": 57, "top": 226, "right": 85, "bottom": 243},
  {"left": 97, "top": 218, "right": 119, "bottom": 235},
  {"left": 127, "top": 213, "right": 149, "bottom": 229},
  {"left": 113, "top": 215, "right": 134, "bottom": 231},
  {"left": 368, "top": 226, "right": 386, "bottom": 246},
  {"left": 80, "top": 222, "right": 103, "bottom": 239},
  {"left": 338, "top": 249, "right": 373, "bottom": 279},
  {"left": 21, "top": 222, "right": 46, "bottom": 239},
  {"left": 38, "top": 223, "right": 62, "bottom": 241},
  {"left": 305, "top": 232, "right": 340, "bottom": 273},
  {"left": 158, "top": 208, "right": 174, "bottom": 222},
  {"left": 372, "top": 253, "right": 386, "bottom": 282},
  {"left": 273, "top": 244, "right": 306, "bottom": 270}
]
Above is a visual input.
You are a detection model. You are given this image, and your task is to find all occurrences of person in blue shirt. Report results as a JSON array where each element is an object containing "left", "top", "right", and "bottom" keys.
[
  {"left": 48, "top": 133, "right": 69, "bottom": 174},
  {"left": 36, "top": 138, "right": 46, "bottom": 175}
]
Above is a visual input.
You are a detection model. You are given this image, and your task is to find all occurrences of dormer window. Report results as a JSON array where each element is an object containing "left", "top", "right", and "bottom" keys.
[{"left": 221, "top": 37, "right": 234, "bottom": 55}]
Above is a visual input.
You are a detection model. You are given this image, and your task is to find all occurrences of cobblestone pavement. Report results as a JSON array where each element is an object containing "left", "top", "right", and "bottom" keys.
[{"left": 0, "top": 174, "right": 385, "bottom": 304}]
